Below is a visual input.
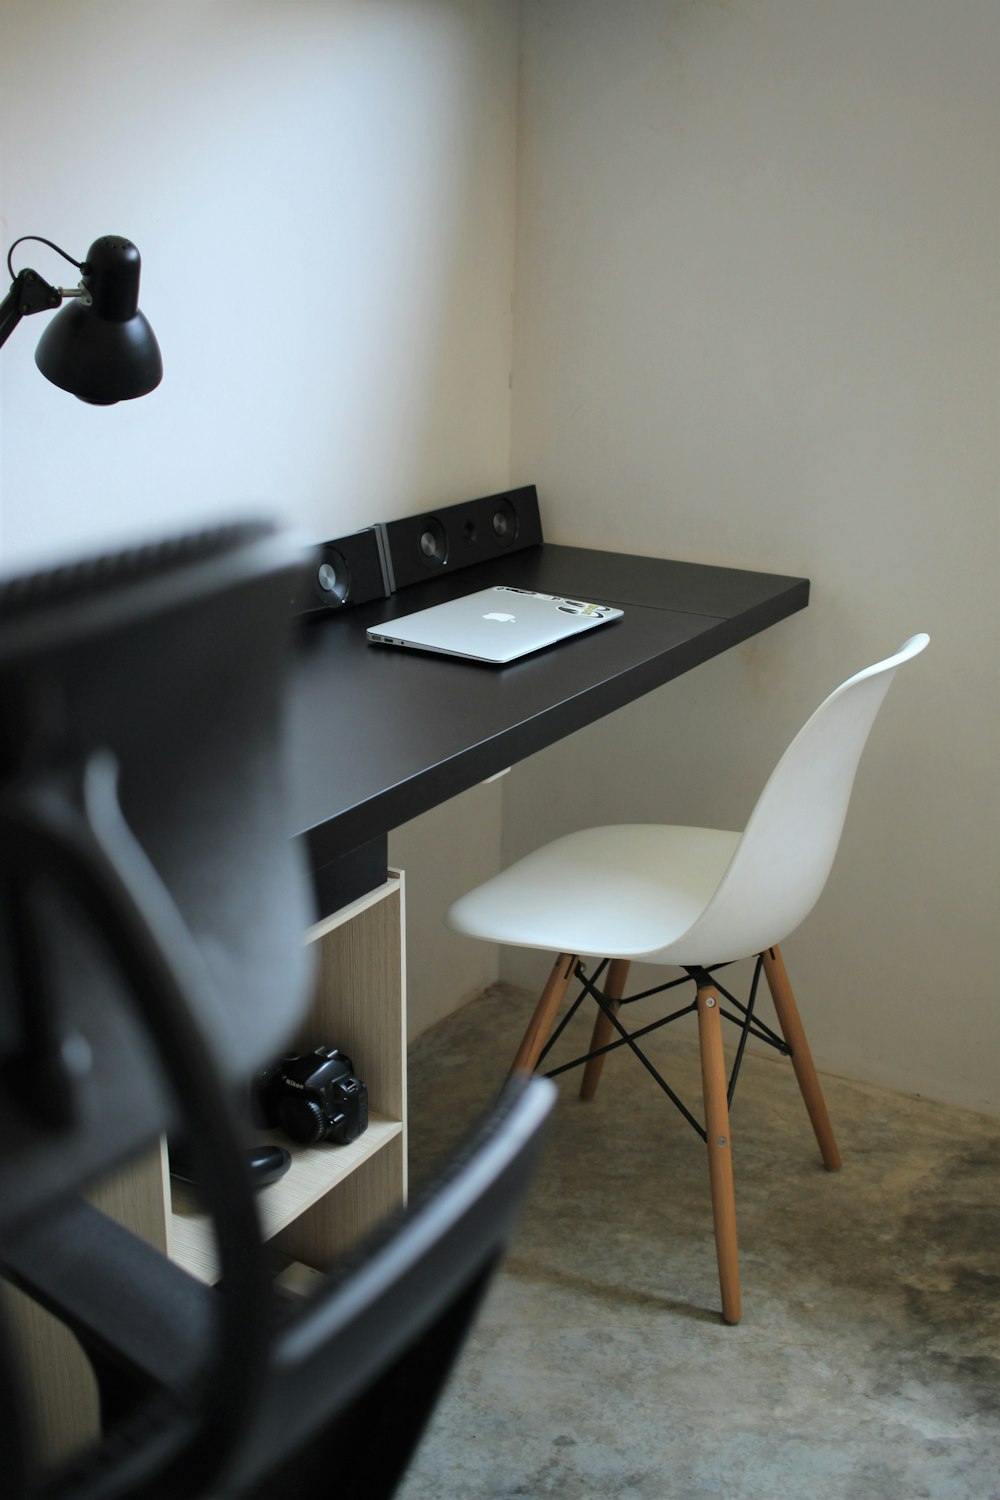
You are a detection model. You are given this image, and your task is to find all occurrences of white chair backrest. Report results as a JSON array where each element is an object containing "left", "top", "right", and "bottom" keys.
[{"left": 671, "top": 635, "right": 929, "bottom": 963}]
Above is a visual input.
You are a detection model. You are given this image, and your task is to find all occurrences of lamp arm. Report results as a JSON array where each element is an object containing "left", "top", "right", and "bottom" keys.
[{"left": 0, "top": 268, "right": 63, "bottom": 351}]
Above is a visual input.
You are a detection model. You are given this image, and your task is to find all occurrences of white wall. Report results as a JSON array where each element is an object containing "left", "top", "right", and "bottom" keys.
[
  {"left": 0, "top": 0, "right": 517, "bottom": 560},
  {"left": 506, "top": 0, "right": 1000, "bottom": 1114},
  {"left": 0, "top": 0, "right": 518, "bottom": 1034}
]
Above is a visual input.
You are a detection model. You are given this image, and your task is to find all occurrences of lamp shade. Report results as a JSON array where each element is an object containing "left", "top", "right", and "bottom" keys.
[{"left": 34, "top": 236, "right": 162, "bottom": 404}]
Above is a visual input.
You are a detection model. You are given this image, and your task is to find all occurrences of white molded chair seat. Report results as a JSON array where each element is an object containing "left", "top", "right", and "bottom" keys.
[
  {"left": 448, "top": 824, "right": 742, "bottom": 964},
  {"left": 446, "top": 634, "right": 929, "bottom": 1324}
]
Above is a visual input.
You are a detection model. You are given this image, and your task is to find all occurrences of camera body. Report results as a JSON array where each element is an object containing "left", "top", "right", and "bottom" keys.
[{"left": 258, "top": 1047, "right": 368, "bottom": 1146}]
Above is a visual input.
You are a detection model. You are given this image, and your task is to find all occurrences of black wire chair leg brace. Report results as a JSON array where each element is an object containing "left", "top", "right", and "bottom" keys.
[
  {"left": 525, "top": 956, "right": 748, "bottom": 1324},
  {"left": 532, "top": 955, "right": 788, "bottom": 1142},
  {"left": 508, "top": 946, "right": 843, "bottom": 1326},
  {"left": 514, "top": 948, "right": 841, "bottom": 1175}
]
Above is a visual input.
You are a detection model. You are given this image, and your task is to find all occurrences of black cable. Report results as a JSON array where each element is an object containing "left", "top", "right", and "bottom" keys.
[{"left": 6, "top": 236, "right": 85, "bottom": 281}]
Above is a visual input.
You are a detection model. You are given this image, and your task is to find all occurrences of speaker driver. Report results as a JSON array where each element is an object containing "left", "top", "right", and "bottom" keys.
[
  {"left": 490, "top": 497, "right": 518, "bottom": 547},
  {"left": 290, "top": 528, "right": 391, "bottom": 619},
  {"left": 417, "top": 516, "right": 448, "bottom": 569},
  {"left": 316, "top": 549, "right": 350, "bottom": 606},
  {"left": 378, "top": 485, "right": 542, "bottom": 593}
]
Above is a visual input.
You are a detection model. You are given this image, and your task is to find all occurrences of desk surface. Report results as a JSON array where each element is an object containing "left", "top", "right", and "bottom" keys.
[{"left": 288, "top": 544, "right": 808, "bottom": 900}]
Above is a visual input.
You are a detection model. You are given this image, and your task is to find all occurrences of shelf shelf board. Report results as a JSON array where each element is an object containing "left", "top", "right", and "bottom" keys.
[{"left": 168, "top": 1115, "right": 402, "bottom": 1284}]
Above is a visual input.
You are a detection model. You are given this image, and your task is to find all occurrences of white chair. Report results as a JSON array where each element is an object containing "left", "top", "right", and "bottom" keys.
[{"left": 446, "top": 634, "right": 929, "bottom": 1323}]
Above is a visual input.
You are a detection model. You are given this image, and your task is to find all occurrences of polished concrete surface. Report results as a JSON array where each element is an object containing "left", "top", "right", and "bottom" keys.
[{"left": 398, "top": 979, "right": 1000, "bottom": 1500}]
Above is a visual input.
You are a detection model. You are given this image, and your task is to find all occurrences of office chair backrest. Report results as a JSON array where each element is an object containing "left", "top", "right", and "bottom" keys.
[
  {"left": 223, "top": 1074, "right": 556, "bottom": 1500},
  {"left": 0, "top": 522, "right": 557, "bottom": 1500},
  {"left": 3, "top": 1074, "right": 554, "bottom": 1500},
  {"left": 668, "top": 634, "right": 929, "bottom": 963},
  {"left": 0, "top": 522, "right": 315, "bottom": 1227},
  {"left": 0, "top": 522, "right": 323, "bottom": 1498}
]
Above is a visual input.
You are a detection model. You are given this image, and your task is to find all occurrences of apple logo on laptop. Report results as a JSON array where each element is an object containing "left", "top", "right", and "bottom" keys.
[{"left": 484, "top": 611, "right": 516, "bottom": 623}]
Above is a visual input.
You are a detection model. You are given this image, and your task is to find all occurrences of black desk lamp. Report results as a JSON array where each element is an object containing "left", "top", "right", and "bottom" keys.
[{"left": 0, "top": 233, "right": 162, "bottom": 404}]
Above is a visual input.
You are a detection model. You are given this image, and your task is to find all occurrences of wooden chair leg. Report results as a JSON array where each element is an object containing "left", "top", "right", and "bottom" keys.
[
  {"left": 508, "top": 953, "right": 578, "bottom": 1078},
  {"left": 696, "top": 982, "right": 741, "bottom": 1325},
  {"left": 762, "top": 946, "right": 841, "bottom": 1171},
  {"left": 579, "top": 959, "right": 631, "bottom": 1101}
]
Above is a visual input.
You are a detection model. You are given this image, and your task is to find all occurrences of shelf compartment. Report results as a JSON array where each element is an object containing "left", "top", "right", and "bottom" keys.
[{"left": 169, "top": 1115, "right": 402, "bottom": 1284}]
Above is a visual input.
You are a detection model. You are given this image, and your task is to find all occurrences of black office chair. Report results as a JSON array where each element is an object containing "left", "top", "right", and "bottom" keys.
[
  {"left": 0, "top": 523, "right": 554, "bottom": 1499},
  {"left": 2, "top": 1069, "right": 553, "bottom": 1500}
]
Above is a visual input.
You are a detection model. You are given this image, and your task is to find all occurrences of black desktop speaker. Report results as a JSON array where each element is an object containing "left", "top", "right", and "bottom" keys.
[
  {"left": 378, "top": 485, "right": 543, "bottom": 592},
  {"left": 290, "top": 527, "right": 392, "bottom": 619}
]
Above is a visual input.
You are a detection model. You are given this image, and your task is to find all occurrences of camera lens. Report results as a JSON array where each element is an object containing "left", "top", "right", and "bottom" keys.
[{"left": 277, "top": 1096, "right": 326, "bottom": 1145}]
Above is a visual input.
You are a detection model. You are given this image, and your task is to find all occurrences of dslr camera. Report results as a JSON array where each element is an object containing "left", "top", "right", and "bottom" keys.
[{"left": 258, "top": 1047, "right": 368, "bottom": 1146}]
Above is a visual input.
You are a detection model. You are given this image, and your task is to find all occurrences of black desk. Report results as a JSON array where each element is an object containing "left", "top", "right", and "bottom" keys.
[{"left": 289, "top": 544, "right": 809, "bottom": 915}]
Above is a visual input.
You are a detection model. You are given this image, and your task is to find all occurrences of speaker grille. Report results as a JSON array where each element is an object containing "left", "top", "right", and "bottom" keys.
[{"left": 380, "top": 486, "right": 542, "bottom": 592}]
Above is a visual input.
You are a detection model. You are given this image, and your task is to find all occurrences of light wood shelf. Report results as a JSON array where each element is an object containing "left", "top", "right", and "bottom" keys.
[
  {"left": 167, "top": 870, "right": 407, "bottom": 1278},
  {"left": 169, "top": 1117, "right": 403, "bottom": 1283}
]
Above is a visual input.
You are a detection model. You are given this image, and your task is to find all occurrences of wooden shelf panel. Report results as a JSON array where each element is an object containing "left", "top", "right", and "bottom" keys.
[
  {"left": 169, "top": 1115, "right": 402, "bottom": 1283},
  {"left": 304, "top": 873, "right": 400, "bottom": 944}
]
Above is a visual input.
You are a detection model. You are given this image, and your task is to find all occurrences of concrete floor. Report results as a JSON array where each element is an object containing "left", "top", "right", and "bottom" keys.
[{"left": 398, "top": 979, "right": 1000, "bottom": 1500}]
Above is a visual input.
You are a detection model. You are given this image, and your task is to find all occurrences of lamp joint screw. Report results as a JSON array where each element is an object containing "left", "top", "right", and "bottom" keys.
[
  {"left": 705, "top": 996, "right": 716, "bottom": 1008},
  {"left": 717, "top": 1136, "right": 728, "bottom": 1148}
]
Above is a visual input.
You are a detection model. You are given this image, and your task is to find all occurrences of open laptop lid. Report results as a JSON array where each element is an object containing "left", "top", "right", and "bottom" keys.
[{"left": 367, "top": 586, "right": 623, "bottom": 664}]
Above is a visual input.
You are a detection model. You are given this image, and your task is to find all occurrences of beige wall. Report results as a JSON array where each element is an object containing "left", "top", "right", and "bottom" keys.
[{"left": 505, "top": 0, "right": 999, "bottom": 1113}]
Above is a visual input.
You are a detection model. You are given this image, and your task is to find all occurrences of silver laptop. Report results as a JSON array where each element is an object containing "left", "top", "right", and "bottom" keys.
[{"left": 366, "top": 586, "right": 624, "bottom": 664}]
